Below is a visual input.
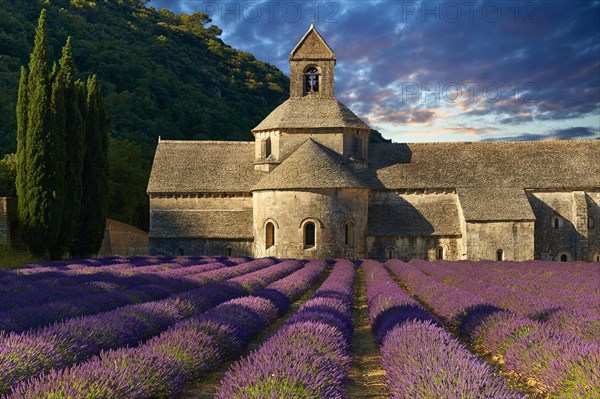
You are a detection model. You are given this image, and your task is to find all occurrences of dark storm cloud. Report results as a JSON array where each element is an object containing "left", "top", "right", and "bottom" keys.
[
  {"left": 483, "top": 127, "right": 600, "bottom": 141},
  {"left": 499, "top": 114, "right": 534, "bottom": 124},
  {"left": 148, "top": 1, "right": 600, "bottom": 138}
]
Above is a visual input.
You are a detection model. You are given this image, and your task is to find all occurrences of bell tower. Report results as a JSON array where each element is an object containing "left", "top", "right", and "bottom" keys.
[
  {"left": 252, "top": 23, "right": 372, "bottom": 172},
  {"left": 289, "top": 24, "right": 336, "bottom": 98}
]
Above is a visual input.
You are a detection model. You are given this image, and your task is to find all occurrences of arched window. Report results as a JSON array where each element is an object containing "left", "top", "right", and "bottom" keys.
[
  {"left": 436, "top": 246, "right": 444, "bottom": 260},
  {"left": 265, "top": 137, "right": 272, "bottom": 158},
  {"left": 266, "top": 222, "right": 275, "bottom": 249},
  {"left": 176, "top": 248, "right": 184, "bottom": 256},
  {"left": 344, "top": 221, "right": 354, "bottom": 247},
  {"left": 387, "top": 247, "right": 395, "bottom": 259},
  {"left": 225, "top": 247, "right": 232, "bottom": 257},
  {"left": 260, "top": 137, "right": 272, "bottom": 158},
  {"left": 553, "top": 217, "right": 560, "bottom": 229},
  {"left": 496, "top": 249, "right": 504, "bottom": 261},
  {"left": 352, "top": 135, "right": 362, "bottom": 158},
  {"left": 304, "top": 222, "right": 316, "bottom": 248},
  {"left": 596, "top": 255, "right": 600, "bottom": 262},
  {"left": 560, "top": 254, "right": 568, "bottom": 262},
  {"left": 304, "top": 66, "right": 320, "bottom": 94}
]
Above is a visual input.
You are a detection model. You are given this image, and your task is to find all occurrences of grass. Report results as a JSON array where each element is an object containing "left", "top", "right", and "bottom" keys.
[{"left": 0, "top": 246, "right": 43, "bottom": 269}]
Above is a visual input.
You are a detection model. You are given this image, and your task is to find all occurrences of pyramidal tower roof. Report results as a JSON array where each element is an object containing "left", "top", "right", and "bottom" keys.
[
  {"left": 252, "top": 97, "right": 370, "bottom": 131},
  {"left": 253, "top": 139, "right": 368, "bottom": 190},
  {"left": 289, "top": 23, "right": 336, "bottom": 61}
]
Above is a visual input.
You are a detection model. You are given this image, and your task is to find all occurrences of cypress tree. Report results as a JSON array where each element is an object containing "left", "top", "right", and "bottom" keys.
[
  {"left": 71, "top": 75, "right": 109, "bottom": 257},
  {"left": 16, "top": 67, "right": 28, "bottom": 227},
  {"left": 21, "top": 9, "right": 60, "bottom": 256},
  {"left": 52, "top": 37, "right": 85, "bottom": 258},
  {"left": 47, "top": 61, "right": 67, "bottom": 260}
]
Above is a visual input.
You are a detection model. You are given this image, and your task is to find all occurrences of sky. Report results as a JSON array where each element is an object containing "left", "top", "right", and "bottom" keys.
[{"left": 147, "top": 0, "right": 600, "bottom": 143}]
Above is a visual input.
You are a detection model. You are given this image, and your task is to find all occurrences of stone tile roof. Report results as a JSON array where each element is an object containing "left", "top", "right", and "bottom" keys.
[
  {"left": 368, "top": 140, "right": 600, "bottom": 190},
  {"left": 368, "top": 194, "right": 461, "bottom": 236},
  {"left": 149, "top": 210, "right": 253, "bottom": 239},
  {"left": 252, "top": 97, "right": 370, "bottom": 131},
  {"left": 147, "top": 141, "right": 262, "bottom": 194},
  {"left": 458, "top": 188, "right": 535, "bottom": 221},
  {"left": 148, "top": 139, "right": 600, "bottom": 196},
  {"left": 253, "top": 139, "right": 369, "bottom": 191}
]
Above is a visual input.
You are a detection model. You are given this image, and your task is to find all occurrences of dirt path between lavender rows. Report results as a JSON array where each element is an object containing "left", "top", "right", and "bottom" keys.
[{"left": 344, "top": 266, "right": 388, "bottom": 399}]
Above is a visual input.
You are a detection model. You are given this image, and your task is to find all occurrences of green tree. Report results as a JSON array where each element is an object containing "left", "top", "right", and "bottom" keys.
[
  {"left": 71, "top": 75, "right": 108, "bottom": 257},
  {"left": 47, "top": 61, "right": 67, "bottom": 259},
  {"left": 19, "top": 9, "right": 66, "bottom": 257},
  {"left": 52, "top": 37, "right": 85, "bottom": 258},
  {"left": 0, "top": 153, "right": 17, "bottom": 197},
  {"left": 15, "top": 66, "right": 27, "bottom": 214},
  {"left": 108, "top": 138, "right": 149, "bottom": 230}
]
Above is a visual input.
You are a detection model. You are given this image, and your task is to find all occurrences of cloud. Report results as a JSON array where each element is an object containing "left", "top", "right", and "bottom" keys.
[
  {"left": 499, "top": 114, "right": 534, "bottom": 124},
  {"left": 483, "top": 127, "right": 600, "bottom": 142},
  {"left": 368, "top": 109, "right": 437, "bottom": 125}
]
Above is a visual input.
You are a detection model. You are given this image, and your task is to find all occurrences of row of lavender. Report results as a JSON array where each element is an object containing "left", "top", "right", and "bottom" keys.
[
  {"left": 434, "top": 260, "right": 600, "bottom": 314},
  {"left": 5, "top": 260, "right": 327, "bottom": 398},
  {"left": 216, "top": 259, "right": 355, "bottom": 398},
  {"left": 459, "top": 260, "right": 599, "bottom": 294},
  {"left": 411, "top": 259, "right": 599, "bottom": 342},
  {"left": 0, "top": 261, "right": 234, "bottom": 332},
  {"left": 0, "top": 257, "right": 293, "bottom": 396},
  {"left": 1, "top": 256, "right": 271, "bottom": 332},
  {"left": 388, "top": 260, "right": 599, "bottom": 398},
  {"left": 0, "top": 256, "right": 250, "bottom": 312},
  {"left": 363, "top": 260, "right": 522, "bottom": 399}
]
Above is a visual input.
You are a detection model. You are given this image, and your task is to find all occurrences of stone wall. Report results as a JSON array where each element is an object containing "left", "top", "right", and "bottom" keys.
[
  {"left": 148, "top": 195, "right": 254, "bottom": 256},
  {"left": 367, "top": 235, "right": 462, "bottom": 260},
  {"left": 0, "top": 197, "right": 17, "bottom": 247},
  {"left": 585, "top": 192, "right": 600, "bottom": 261},
  {"left": 527, "top": 191, "right": 583, "bottom": 260},
  {"left": 464, "top": 221, "right": 534, "bottom": 261},
  {"left": 289, "top": 60, "right": 335, "bottom": 98},
  {"left": 253, "top": 188, "right": 368, "bottom": 259},
  {"left": 149, "top": 238, "right": 253, "bottom": 257}
]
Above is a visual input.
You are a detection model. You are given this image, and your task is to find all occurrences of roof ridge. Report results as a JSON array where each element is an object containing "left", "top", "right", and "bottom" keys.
[
  {"left": 385, "top": 139, "right": 599, "bottom": 145},
  {"left": 159, "top": 140, "right": 254, "bottom": 144}
]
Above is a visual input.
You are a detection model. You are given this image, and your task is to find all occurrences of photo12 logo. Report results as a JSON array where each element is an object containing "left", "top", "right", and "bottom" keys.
[
  {"left": 400, "top": 81, "right": 539, "bottom": 104},
  {"left": 398, "top": 1, "right": 540, "bottom": 23},
  {"left": 199, "top": 2, "right": 340, "bottom": 24}
]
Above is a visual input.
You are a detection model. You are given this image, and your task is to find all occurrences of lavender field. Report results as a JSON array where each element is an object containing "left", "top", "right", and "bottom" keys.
[{"left": 0, "top": 256, "right": 598, "bottom": 398}]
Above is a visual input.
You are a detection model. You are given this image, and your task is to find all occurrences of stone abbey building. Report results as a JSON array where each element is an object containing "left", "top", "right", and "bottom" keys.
[{"left": 147, "top": 25, "right": 600, "bottom": 261}]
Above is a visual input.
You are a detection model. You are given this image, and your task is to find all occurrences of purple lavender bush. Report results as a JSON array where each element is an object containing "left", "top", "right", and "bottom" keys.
[
  {"left": 5, "top": 261, "right": 326, "bottom": 398},
  {"left": 363, "top": 260, "right": 432, "bottom": 343},
  {"left": 216, "top": 260, "right": 354, "bottom": 399},
  {"left": 386, "top": 259, "right": 487, "bottom": 326},
  {"left": 381, "top": 320, "right": 524, "bottom": 399},
  {"left": 503, "top": 326, "right": 600, "bottom": 397},
  {"left": 364, "top": 260, "right": 522, "bottom": 399},
  {"left": 0, "top": 259, "right": 287, "bottom": 396}
]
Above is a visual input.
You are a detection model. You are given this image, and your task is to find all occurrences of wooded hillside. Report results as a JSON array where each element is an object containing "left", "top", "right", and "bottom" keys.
[{"left": 0, "top": 0, "right": 290, "bottom": 229}]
